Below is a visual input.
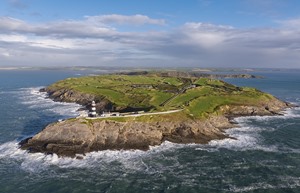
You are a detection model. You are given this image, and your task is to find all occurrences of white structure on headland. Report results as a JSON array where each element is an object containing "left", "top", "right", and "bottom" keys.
[
  {"left": 100, "top": 111, "right": 120, "bottom": 117},
  {"left": 89, "top": 101, "right": 97, "bottom": 117}
]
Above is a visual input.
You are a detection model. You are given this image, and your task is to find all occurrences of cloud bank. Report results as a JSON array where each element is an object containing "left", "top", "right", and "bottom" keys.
[{"left": 0, "top": 14, "right": 300, "bottom": 68}]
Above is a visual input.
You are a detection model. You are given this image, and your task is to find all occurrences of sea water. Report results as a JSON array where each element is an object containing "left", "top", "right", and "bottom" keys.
[{"left": 0, "top": 69, "right": 299, "bottom": 193}]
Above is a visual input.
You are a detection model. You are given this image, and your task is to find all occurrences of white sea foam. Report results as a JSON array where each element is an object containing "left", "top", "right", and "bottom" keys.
[
  {"left": 229, "top": 178, "right": 300, "bottom": 192},
  {"left": 208, "top": 128, "right": 279, "bottom": 152},
  {"left": 1, "top": 87, "right": 185, "bottom": 172},
  {"left": 233, "top": 107, "right": 300, "bottom": 124},
  {"left": 207, "top": 123, "right": 277, "bottom": 152},
  {"left": 2, "top": 86, "right": 300, "bottom": 171},
  {"left": 17, "top": 87, "right": 83, "bottom": 117},
  {"left": 0, "top": 140, "right": 183, "bottom": 172},
  {"left": 3, "top": 112, "right": 299, "bottom": 172},
  {"left": 0, "top": 120, "right": 298, "bottom": 173},
  {"left": 206, "top": 105, "right": 300, "bottom": 152}
]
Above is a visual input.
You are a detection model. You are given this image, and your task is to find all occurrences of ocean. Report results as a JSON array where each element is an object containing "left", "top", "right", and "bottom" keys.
[{"left": 0, "top": 69, "right": 299, "bottom": 193}]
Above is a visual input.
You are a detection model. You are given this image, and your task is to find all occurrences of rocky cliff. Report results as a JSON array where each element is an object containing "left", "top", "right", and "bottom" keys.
[
  {"left": 20, "top": 72, "right": 292, "bottom": 157},
  {"left": 20, "top": 97, "right": 290, "bottom": 158},
  {"left": 20, "top": 116, "right": 233, "bottom": 157},
  {"left": 42, "top": 87, "right": 114, "bottom": 113}
]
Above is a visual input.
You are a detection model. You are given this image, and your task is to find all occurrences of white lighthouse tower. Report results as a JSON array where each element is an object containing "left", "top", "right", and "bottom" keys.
[{"left": 89, "top": 101, "right": 97, "bottom": 117}]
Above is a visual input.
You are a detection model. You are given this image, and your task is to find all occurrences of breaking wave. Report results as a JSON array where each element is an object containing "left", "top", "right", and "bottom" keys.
[
  {"left": 207, "top": 105, "right": 300, "bottom": 153},
  {"left": 17, "top": 87, "right": 83, "bottom": 117},
  {"left": 229, "top": 177, "right": 300, "bottom": 192},
  {"left": 0, "top": 140, "right": 183, "bottom": 173},
  {"left": 1, "top": 87, "right": 299, "bottom": 174}
]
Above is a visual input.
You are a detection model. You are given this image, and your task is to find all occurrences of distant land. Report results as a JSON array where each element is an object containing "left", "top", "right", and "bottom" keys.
[
  {"left": 20, "top": 71, "right": 291, "bottom": 158},
  {"left": 1, "top": 66, "right": 300, "bottom": 73}
]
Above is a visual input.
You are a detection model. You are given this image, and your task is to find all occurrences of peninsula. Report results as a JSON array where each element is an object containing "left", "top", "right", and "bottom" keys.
[{"left": 20, "top": 72, "right": 290, "bottom": 157}]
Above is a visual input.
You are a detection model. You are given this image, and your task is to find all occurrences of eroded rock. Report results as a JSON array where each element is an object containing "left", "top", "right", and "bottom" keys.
[{"left": 20, "top": 115, "right": 235, "bottom": 157}]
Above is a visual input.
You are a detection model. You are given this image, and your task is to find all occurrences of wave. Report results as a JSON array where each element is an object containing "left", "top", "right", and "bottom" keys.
[
  {"left": 1, "top": 87, "right": 184, "bottom": 172},
  {"left": 207, "top": 105, "right": 300, "bottom": 152},
  {"left": 2, "top": 87, "right": 300, "bottom": 171},
  {"left": 234, "top": 106, "right": 300, "bottom": 124},
  {"left": 17, "top": 87, "right": 83, "bottom": 118},
  {"left": 207, "top": 127, "right": 279, "bottom": 152},
  {"left": 1, "top": 127, "right": 299, "bottom": 173},
  {"left": 2, "top": 113, "right": 299, "bottom": 172},
  {"left": 0, "top": 140, "right": 185, "bottom": 172},
  {"left": 229, "top": 177, "right": 300, "bottom": 192}
]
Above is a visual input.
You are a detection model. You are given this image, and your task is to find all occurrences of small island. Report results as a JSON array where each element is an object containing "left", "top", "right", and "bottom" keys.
[{"left": 20, "top": 72, "right": 290, "bottom": 157}]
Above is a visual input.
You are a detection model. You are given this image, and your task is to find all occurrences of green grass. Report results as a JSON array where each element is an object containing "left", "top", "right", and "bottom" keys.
[
  {"left": 167, "top": 87, "right": 214, "bottom": 108},
  {"left": 149, "top": 91, "right": 174, "bottom": 108},
  {"left": 187, "top": 93, "right": 272, "bottom": 118},
  {"left": 47, "top": 74, "right": 274, "bottom": 120},
  {"left": 194, "top": 78, "right": 225, "bottom": 86},
  {"left": 162, "top": 77, "right": 183, "bottom": 86}
]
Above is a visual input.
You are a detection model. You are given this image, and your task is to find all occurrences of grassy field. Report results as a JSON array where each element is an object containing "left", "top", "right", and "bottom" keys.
[{"left": 47, "top": 73, "right": 274, "bottom": 118}]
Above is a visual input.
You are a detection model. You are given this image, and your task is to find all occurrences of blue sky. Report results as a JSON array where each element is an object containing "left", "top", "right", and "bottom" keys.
[{"left": 1, "top": 0, "right": 300, "bottom": 68}]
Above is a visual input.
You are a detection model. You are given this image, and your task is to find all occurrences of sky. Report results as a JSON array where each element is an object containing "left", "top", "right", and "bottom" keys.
[{"left": 1, "top": 0, "right": 300, "bottom": 68}]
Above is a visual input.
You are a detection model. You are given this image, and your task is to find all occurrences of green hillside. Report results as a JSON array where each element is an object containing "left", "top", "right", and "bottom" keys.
[{"left": 47, "top": 74, "right": 274, "bottom": 119}]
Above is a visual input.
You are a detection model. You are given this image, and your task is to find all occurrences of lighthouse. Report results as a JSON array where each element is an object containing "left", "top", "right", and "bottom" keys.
[{"left": 89, "top": 101, "right": 97, "bottom": 117}]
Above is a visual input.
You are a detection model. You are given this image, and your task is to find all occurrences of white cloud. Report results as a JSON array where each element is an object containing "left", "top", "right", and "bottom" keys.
[
  {"left": 179, "top": 22, "right": 233, "bottom": 48},
  {"left": 0, "top": 17, "right": 28, "bottom": 32},
  {"left": 276, "top": 18, "right": 300, "bottom": 28},
  {"left": 1, "top": 52, "right": 10, "bottom": 57},
  {"left": 0, "top": 16, "right": 117, "bottom": 38},
  {"left": 1, "top": 15, "right": 300, "bottom": 68},
  {"left": 0, "top": 14, "right": 165, "bottom": 39},
  {"left": 0, "top": 34, "right": 27, "bottom": 42},
  {"left": 85, "top": 14, "right": 166, "bottom": 26}
]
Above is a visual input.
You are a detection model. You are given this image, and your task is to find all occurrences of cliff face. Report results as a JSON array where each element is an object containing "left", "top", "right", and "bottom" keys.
[
  {"left": 20, "top": 97, "right": 290, "bottom": 157},
  {"left": 220, "top": 98, "right": 290, "bottom": 117},
  {"left": 43, "top": 87, "right": 114, "bottom": 113},
  {"left": 20, "top": 116, "right": 233, "bottom": 157},
  {"left": 25, "top": 73, "right": 292, "bottom": 157}
]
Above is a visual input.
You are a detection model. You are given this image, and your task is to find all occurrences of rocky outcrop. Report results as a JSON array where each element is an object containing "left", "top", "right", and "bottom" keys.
[
  {"left": 219, "top": 98, "right": 291, "bottom": 117},
  {"left": 42, "top": 87, "right": 114, "bottom": 113},
  {"left": 20, "top": 116, "right": 233, "bottom": 157},
  {"left": 20, "top": 98, "right": 290, "bottom": 158},
  {"left": 43, "top": 87, "right": 95, "bottom": 104},
  {"left": 24, "top": 71, "right": 291, "bottom": 158}
]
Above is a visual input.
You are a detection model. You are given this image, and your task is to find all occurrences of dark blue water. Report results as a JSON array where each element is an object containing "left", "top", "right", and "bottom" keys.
[{"left": 0, "top": 69, "right": 299, "bottom": 193}]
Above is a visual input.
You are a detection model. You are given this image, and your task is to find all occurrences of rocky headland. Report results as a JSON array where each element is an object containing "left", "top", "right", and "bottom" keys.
[{"left": 20, "top": 73, "right": 291, "bottom": 157}]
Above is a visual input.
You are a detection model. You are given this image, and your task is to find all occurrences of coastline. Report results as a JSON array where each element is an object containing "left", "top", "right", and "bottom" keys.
[
  {"left": 19, "top": 73, "right": 293, "bottom": 157},
  {"left": 1, "top": 69, "right": 299, "bottom": 193},
  {"left": 20, "top": 96, "right": 291, "bottom": 158}
]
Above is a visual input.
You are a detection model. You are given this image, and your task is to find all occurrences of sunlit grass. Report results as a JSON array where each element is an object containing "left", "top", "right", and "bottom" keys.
[{"left": 47, "top": 73, "right": 272, "bottom": 119}]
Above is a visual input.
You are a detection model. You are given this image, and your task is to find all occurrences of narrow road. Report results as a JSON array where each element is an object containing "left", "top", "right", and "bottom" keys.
[
  {"left": 85, "top": 109, "right": 183, "bottom": 119},
  {"left": 160, "top": 83, "right": 195, "bottom": 106}
]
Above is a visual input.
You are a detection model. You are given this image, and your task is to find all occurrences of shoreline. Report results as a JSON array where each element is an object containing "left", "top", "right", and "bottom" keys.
[
  {"left": 19, "top": 73, "right": 293, "bottom": 158},
  {"left": 20, "top": 101, "right": 291, "bottom": 158}
]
